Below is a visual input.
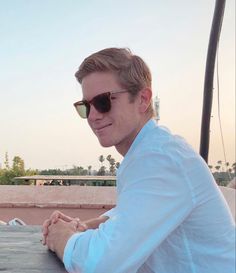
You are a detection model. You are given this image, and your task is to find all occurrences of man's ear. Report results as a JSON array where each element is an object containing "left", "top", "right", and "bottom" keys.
[{"left": 139, "top": 88, "right": 152, "bottom": 113}]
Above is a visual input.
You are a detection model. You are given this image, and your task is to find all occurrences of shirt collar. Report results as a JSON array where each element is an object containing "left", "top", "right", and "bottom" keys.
[
  {"left": 120, "top": 119, "right": 157, "bottom": 161},
  {"left": 128, "top": 118, "right": 157, "bottom": 154},
  {"left": 118, "top": 119, "right": 157, "bottom": 173}
]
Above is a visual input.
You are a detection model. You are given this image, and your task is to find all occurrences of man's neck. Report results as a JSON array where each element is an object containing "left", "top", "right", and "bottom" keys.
[{"left": 115, "top": 116, "right": 152, "bottom": 156}]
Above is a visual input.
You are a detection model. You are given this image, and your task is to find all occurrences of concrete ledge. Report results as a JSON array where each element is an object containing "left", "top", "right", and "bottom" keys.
[
  {"left": 0, "top": 185, "right": 234, "bottom": 224},
  {"left": 0, "top": 185, "right": 116, "bottom": 209},
  {"left": 0, "top": 186, "right": 234, "bottom": 212},
  {"left": 0, "top": 203, "right": 115, "bottom": 209}
]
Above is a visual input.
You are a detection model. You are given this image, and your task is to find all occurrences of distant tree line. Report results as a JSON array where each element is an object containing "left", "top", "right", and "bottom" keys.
[
  {"left": 0, "top": 153, "right": 120, "bottom": 185},
  {"left": 208, "top": 161, "right": 236, "bottom": 187},
  {"left": 0, "top": 153, "right": 38, "bottom": 185},
  {"left": 0, "top": 153, "right": 235, "bottom": 186}
]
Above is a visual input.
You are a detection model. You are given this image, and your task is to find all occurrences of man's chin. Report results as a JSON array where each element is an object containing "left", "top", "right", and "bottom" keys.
[{"left": 98, "top": 139, "right": 113, "bottom": 148}]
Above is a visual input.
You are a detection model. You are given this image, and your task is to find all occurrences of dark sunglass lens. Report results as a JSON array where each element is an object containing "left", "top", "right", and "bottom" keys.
[{"left": 93, "top": 93, "right": 111, "bottom": 113}]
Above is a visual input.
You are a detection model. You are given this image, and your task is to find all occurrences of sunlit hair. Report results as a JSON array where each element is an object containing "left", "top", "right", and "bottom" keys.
[{"left": 75, "top": 47, "right": 154, "bottom": 116}]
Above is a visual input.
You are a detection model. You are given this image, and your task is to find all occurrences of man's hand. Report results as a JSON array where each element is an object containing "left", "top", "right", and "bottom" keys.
[
  {"left": 45, "top": 219, "right": 79, "bottom": 260},
  {"left": 42, "top": 210, "right": 88, "bottom": 245},
  {"left": 42, "top": 210, "right": 109, "bottom": 259}
]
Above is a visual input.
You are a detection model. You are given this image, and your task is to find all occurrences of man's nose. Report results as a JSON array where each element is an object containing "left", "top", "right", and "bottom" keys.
[{"left": 88, "top": 104, "right": 103, "bottom": 121}]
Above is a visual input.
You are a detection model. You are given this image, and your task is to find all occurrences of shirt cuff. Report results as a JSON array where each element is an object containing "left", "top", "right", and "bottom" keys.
[
  {"left": 100, "top": 207, "right": 116, "bottom": 218},
  {"left": 63, "top": 232, "right": 83, "bottom": 273}
]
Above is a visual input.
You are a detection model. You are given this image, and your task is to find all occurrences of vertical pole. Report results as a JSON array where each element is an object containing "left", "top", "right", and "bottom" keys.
[{"left": 200, "top": 0, "right": 226, "bottom": 163}]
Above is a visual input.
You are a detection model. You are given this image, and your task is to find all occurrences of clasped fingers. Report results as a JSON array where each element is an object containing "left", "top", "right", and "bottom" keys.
[{"left": 72, "top": 218, "right": 88, "bottom": 232}]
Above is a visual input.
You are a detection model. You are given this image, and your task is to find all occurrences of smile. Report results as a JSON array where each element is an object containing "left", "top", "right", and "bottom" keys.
[{"left": 94, "top": 124, "right": 112, "bottom": 133}]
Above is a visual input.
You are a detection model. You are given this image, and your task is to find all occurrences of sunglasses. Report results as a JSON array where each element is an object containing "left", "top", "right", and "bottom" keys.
[{"left": 73, "top": 90, "right": 128, "bottom": 119}]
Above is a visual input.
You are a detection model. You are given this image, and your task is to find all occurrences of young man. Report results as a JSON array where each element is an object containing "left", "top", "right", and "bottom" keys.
[{"left": 43, "top": 48, "right": 235, "bottom": 273}]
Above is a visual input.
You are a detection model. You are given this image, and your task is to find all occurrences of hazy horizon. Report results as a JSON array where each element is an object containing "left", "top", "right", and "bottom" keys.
[{"left": 0, "top": 0, "right": 235, "bottom": 171}]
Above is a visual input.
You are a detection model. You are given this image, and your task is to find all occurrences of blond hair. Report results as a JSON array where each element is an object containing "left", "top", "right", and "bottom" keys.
[{"left": 75, "top": 47, "right": 154, "bottom": 114}]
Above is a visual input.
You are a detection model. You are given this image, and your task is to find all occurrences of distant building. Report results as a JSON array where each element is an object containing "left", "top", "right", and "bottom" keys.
[{"left": 154, "top": 95, "right": 160, "bottom": 122}]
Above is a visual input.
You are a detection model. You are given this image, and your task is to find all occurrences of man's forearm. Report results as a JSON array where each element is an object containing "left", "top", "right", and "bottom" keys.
[{"left": 82, "top": 215, "right": 109, "bottom": 230}]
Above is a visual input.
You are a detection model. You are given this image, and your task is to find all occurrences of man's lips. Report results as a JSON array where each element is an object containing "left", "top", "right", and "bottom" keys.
[{"left": 93, "top": 123, "right": 112, "bottom": 133}]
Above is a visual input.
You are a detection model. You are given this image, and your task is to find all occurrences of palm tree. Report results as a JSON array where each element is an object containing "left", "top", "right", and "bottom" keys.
[
  {"left": 228, "top": 168, "right": 233, "bottom": 179},
  {"left": 217, "top": 160, "right": 223, "bottom": 171},
  {"left": 106, "top": 155, "right": 112, "bottom": 162},
  {"left": 87, "top": 166, "right": 92, "bottom": 175},
  {"left": 106, "top": 155, "right": 116, "bottom": 175},
  {"left": 208, "top": 165, "right": 213, "bottom": 172},
  {"left": 232, "top": 162, "right": 236, "bottom": 175},
  {"left": 97, "top": 166, "right": 106, "bottom": 176},
  {"left": 99, "top": 155, "right": 105, "bottom": 166},
  {"left": 115, "top": 162, "right": 120, "bottom": 170}
]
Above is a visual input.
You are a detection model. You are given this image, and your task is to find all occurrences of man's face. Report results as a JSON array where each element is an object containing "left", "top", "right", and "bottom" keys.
[{"left": 81, "top": 72, "right": 142, "bottom": 156}]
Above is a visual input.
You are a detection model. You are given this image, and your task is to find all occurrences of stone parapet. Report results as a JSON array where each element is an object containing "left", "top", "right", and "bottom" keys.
[
  {"left": 0, "top": 185, "right": 116, "bottom": 209},
  {"left": 0, "top": 185, "right": 234, "bottom": 224}
]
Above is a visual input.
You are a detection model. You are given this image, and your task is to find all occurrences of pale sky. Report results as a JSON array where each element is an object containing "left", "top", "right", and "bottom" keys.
[{"left": 0, "top": 0, "right": 235, "bottom": 171}]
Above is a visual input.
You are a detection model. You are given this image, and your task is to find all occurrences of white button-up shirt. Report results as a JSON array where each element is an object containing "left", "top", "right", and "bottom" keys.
[{"left": 64, "top": 119, "right": 235, "bottom": 273}]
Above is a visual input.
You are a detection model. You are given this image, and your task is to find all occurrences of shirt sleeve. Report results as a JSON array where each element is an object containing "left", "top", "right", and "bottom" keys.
[
  {"left": 100, "top": 208, "right": 116, "bottom": 219},
  {"left": 63, "top": 151, "right": 194, "bottom": 273}
]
